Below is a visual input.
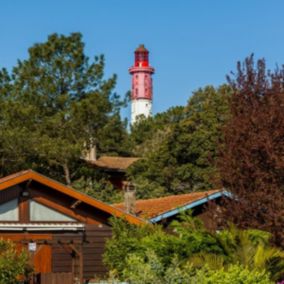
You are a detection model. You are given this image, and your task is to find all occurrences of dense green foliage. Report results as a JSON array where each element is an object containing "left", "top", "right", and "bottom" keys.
[
  {"left": 0, "top": 32, "right": 234, "bottom": 203},
  {"left": 104, "top": 216, "right": 284, "bottom": 282},
  {"left": 121, "top": 253, "right": 272, "bottom": 284},
  {"left": 72, "top": 175, "right": 123, "bottom": 203},
  {"left": 128, "top": 85, "right": 231, "bottom": 198},
  {"left": 0, "top": 33, "right": 129, "bottom": 186},
  {"left": 0, "top": 33, "right": 283, "bottom": 282},
  {"left": 0, "top": 239, "right": 30, "bottom": 284},
  {"left": 130, "top": 106, "right": 185, "bottom": 156}
]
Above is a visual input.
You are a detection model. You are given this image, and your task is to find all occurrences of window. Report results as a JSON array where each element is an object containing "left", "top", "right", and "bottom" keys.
[
  {"left": 30, "top": 200, "right": 76, "bottom": 222},
  {"left": 0, "top": 199, "right": 18, "bottom": 221}
]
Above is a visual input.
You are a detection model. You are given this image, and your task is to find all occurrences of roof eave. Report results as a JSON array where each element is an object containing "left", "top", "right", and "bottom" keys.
[
  {"left": 149, "top": 191, "right": 231, "bottom": 223},
  {"left": 0, "top": 170, "right": 146, "bottom": 226}
]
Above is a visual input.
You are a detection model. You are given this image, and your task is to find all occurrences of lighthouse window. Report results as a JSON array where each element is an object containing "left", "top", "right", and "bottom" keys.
[{"left": 135, "top": 89, "right": 138, "bottom": 95}]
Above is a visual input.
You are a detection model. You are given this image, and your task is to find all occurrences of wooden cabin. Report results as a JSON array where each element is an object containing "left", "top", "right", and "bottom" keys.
[{"left": 0, "top": 170, "right": 144, "bottom": 283}]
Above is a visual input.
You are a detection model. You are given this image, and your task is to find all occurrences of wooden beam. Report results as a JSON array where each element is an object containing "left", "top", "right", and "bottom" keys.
[
  {"left": 19, "top": 197, "right": 29, "bottom": 223},
  {"left": 30, "top": 189, "right": 88, "bottom": 224},
  {"left": 25, "top": 179, "right": 32, "bottom": 190},
  {"left": 69, "top": 243, "right": 83, "bottom": 284},
  {"left": 70, "top": 200, "right": 82, "bottom": 209}
]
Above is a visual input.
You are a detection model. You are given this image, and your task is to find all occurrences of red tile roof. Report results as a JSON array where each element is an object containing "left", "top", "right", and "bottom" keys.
[
  {"left": 114, "top": 190, "right": 221, "bottom": 219},
  {"left": 88, "top": 156, "right": 140, "bottom": 171}
]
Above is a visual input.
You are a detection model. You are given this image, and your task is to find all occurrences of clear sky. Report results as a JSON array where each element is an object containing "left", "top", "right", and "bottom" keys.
[{"left": 1, "top": 1, "right": 284, "bottom": 119}]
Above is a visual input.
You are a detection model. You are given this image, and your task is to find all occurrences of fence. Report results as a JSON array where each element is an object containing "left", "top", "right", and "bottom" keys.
[{"left": 37, "top": 272, "right": 74, "bottom": 284}]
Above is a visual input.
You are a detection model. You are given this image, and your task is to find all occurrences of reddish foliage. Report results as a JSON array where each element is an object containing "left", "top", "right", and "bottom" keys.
[{"left": 219, "top": 55, "right": 284, "bottom": 246}]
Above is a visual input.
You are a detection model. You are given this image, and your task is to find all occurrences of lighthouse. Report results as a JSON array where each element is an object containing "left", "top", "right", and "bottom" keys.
[{"left": 129, "top": 44, "right": 155, "bottom": 125}]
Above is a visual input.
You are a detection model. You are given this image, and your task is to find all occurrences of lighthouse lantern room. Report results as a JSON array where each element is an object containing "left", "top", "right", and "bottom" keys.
[{"left": 129, "top": 44, "right": 155, "bottom": 125}]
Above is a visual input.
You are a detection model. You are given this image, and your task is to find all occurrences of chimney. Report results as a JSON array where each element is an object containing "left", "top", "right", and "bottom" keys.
[
  {"left": 123, "top": 182, "right": 136, "bottom": 215},
  {"left": 88, "top": 145, "right": 97, "bottom": 161},
  {"left": 85, "top": 138, "right": 97, "bottom": 161}
]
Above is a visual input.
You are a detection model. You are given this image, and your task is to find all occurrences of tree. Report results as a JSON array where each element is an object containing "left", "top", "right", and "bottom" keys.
[
  {"left": 219, "top": 55, "right": 284, "bottom": 246},
  {"left": 0, "top": 33, "right": 129, "bottom": 185},
  {"left": 128, "top": 85, "right": 231, "bottom": 198},
  {"left": 129, "top": 106, "right": 185, "bottom": 156}
]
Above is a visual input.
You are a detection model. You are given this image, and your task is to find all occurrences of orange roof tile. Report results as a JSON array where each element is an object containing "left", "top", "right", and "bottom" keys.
[
  {"left": 114, "top": 190, "right": 222, "bottom": 219},
  {"left": 89, "top": 156, "right": 140, "bottom": 171}
]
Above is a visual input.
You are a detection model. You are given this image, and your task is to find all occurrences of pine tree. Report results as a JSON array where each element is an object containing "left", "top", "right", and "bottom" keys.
[{"left": 0, "top": 33, "right": 129, "bottom": 184}]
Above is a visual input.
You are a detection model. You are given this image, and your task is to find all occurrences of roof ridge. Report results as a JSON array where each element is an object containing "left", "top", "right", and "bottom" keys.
[{"left": 114, "top": 189, "right": 222, "bottom": 206}]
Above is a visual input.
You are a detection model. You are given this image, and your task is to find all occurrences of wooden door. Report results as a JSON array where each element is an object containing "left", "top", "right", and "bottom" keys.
[
  {"left": 33, "top": 244, "right": 52, "bottom": 273},
  {"left": 1, "top": 234, "right": 52, "bottom": 274}
]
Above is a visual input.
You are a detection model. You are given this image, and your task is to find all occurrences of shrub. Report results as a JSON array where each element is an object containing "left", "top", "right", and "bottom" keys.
[
  {"left": 104, "top": 215, "right": 284, "bottom": 282},
  {"left": 0, "top": 239, "right": 29, "bottom": 284}
]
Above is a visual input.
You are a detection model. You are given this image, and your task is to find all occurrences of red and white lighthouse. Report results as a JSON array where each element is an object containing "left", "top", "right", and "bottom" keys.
[{"left": 129, "top": 44, "right": 155, "bottom": 125}]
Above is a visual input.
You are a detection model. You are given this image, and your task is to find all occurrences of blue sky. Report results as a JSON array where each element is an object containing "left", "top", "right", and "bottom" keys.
[{"left": 1, "top": 1, "right": 284, "bottom": 119}]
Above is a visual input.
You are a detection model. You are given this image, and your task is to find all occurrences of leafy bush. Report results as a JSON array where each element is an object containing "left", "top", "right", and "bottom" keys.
[
  {"left": 121, "top": 250, "right": 272, "bottom": 284},
  {"left": 0, "top": 239, "right": 29, "bottom": 284},
  {"left": 193, "top": 265, "right": 272, "bottom": 284},
  {"left": 104, "top": 215, "right": 284, "bottom": 282}
]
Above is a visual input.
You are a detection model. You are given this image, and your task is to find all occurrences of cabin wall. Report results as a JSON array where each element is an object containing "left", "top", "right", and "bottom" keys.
[
  {"left": 0, "top": 177, "right": 118, "bottom": 280},
  {"left": 83, "top": 224, "right": 112, "bottom": 279},
  {"left": 1, "top": 225, "right": 113, "bottom": 281},
  {"left": 51, "top": 225, "right": 113, "bottom": 279}
]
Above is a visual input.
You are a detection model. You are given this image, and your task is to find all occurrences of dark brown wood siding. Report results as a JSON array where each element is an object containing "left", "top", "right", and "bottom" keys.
[
  {"left": 50, "top": 226, "right": 112, "bottom": 280},
  {"left": 83, "top": 224, "right": 112, "bottom": 279},
  {"left": 52, "top": 232, "right": 84, "bottom": 276},
  {"left": 0, "top": 185, "right": 22, "bottom": 205}
]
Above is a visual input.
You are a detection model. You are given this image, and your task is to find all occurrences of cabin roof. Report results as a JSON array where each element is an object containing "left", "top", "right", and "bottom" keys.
[
  {"left": 114, "top": 190, "right": 230, "bottom": 223},
  {"left": 0, "top": 170, "right": 145, "bottom": 225},
  {"left": 88, "top": 156, "right": 140, "bottom": 171}
]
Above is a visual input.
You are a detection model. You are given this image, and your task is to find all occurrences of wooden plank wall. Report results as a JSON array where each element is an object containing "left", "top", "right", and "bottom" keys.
[
  {"left": 0, "top": 185, "right": 21, "bottom": 204},
  {"left": 51, "top": 225, "right": 112, "bottom": 280},
  {"left": 83, "top": 224, "right": 112, "bottom": 279},
  {"left": 40, "top": 272, "right": 73, "bottom": 284},
  {"left": 52, "top": 232, "right": 84, "bottom": 274},
  {"left": 52, "top": 244, "right": 73, "bottom": 273}
]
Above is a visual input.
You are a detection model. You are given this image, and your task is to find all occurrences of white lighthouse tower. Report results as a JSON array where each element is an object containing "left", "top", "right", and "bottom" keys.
[{"left": 129, "top": 44, "right": 155, "bottom": 125}]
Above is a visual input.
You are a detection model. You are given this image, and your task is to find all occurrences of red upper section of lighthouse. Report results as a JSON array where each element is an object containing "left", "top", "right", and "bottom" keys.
[
  {"left": 134, "top": 44, "right": 149, "bottom": 67},
  {"left": 129, "top": 44, "right": 154, "bottom": 100},
  {"left": 129, "top": 44, "right": 155, "bottom": 74}
]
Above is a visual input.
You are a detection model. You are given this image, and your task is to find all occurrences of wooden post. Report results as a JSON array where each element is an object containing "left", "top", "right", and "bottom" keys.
[{"left": 69, "top": 244, "right": 83, "bottom": 284}]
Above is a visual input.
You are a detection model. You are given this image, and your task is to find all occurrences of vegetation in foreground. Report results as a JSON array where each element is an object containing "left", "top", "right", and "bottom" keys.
[
  {"left": 104, "top": 215, "right": 284, "bottom": 283},
  {"left": 0, "top": 239, "right": 30, "bottom": 284}
]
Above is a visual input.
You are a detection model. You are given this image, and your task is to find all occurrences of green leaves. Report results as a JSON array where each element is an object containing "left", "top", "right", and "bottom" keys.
[
  {"left": 128, "top": 85, "right": 232, "bottom": 198},
  {"left": 0, "top": 239, "right": 30, "bottom": 284},
  {"left": 104, "top": 216, "right": 281, "bottom": 283},
  {"left": 0, "top": 33, "right": 129, "bottom": 185}
]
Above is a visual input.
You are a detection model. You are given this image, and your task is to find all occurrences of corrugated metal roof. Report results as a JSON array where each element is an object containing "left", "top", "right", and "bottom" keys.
[{"left": 0, "top": 223, "right": 85, "bottom": 231}]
